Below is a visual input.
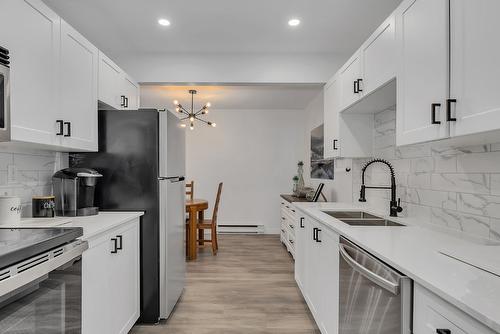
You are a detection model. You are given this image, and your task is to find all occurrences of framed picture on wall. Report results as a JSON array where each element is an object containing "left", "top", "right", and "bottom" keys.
[{"left": 311, "top": 124, "right": 334, "bottom": 180}]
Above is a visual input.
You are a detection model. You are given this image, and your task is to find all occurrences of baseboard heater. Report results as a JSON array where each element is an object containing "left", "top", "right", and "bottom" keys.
[{"left": 218, "top": 224, "right": 265, "bottom": 234}]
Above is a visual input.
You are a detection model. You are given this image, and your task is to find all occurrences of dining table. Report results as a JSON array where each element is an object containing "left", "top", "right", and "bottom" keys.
[{"left": 185, "top": 198, "right": 208, "bottom": 261}]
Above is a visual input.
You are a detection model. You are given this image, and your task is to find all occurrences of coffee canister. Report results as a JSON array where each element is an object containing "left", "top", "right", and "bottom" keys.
[
  {"left": 0, "top": 196, "right": 22, "bottom": 225},
  {"left": 32, "top": 196, "right": 55, "bottom": 218}
]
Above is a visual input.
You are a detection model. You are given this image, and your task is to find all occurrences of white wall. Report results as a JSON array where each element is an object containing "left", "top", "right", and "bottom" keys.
[
  {"left": 186, "top": 109, "right": 305, "bottom": 234},
  {"left": 118, "top": 52, "right": 346, "bottom": 84},
  {"left": 302, "top": 91, "right": 353, "bottom": 202},
  {"left": 0, "top": 146, "right": 67, "bottom": 217}
]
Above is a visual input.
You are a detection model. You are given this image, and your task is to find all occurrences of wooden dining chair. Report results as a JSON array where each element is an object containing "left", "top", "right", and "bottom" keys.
[
  {"left": 186, "top": 181, "right": 194, "bottom": 200},
  {"left": 196, "top": 182, "right": 223, "bottom": 255}
]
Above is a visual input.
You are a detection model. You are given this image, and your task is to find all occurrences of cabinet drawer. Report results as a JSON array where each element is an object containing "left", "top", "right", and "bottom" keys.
[{"left": 414, "top": 284, "right": 495, "bottom": 334}]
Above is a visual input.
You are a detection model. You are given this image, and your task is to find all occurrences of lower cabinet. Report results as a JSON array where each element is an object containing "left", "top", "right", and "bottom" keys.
[
  {"left": 82, "top": 218, "right": 140, "bottom": 334},
  {"left": 413, "top": 284, "right": 495, "bottom": 334},
  {"left": 297, "top": 215, "right": 339, "bottom": 334}
]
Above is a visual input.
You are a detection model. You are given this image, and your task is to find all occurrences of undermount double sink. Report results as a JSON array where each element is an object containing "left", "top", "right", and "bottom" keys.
[{"left": 322, "top": 211, "right": 405, "bottom": 227}]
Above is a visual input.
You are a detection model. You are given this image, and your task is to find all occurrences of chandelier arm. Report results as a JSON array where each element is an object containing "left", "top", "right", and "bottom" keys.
[
  {"left": 179, "top": 105, "right": 190, "bottom": 114},
  {"left": 195, "top": 107, "right": 206, "bottom": 116},
  {"left": 196, "top": 118, "right": 212, "bottom": 125},
  {"left": 179, "top": 116, "right": 189, "bottom": 120}
]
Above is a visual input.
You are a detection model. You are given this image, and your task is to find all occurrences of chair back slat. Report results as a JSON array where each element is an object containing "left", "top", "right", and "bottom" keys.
[
  {"left": 211, "top": 183, "right": 223, "bottom": 224},
  {"left": 186, "top": 181, "right": 194, "bottom": 200}
]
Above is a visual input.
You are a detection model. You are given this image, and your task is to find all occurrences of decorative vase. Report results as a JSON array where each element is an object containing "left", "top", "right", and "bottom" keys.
[{"left": 297, "top": 162, "right": 305, "bottom": 196}]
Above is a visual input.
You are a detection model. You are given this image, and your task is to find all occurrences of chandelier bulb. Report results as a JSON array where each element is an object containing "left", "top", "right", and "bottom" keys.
[
  {"left": 173, "top": 100, "right": 179, "bottom": 105},
  {"left": 190, "top": 123, "right": 194, "bottom": 130},
  {"left": 180, "top": 123, "right": 186, "bottom": 128},
  {"left": 189, "top": 116, "right": 195, "bottom": 122},
  {"left": 211, "top": 123, "right": 216, "bottom": 127},
  {"left": 206, "top": 102, "right": 211, "bottom": 108}
]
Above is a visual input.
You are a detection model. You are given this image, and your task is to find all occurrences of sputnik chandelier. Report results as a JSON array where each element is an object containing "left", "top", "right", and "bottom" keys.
[{"left": 174, "top": 90, "right": 216, "bottom": 130}]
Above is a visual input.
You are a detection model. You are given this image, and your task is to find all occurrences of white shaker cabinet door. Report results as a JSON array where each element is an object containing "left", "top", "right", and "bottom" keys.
[
  {"left": 109, "top": 223, "right": 140, "bottom": 334},
  {"left": 362, "top": 14, "right": 396, "bottom": 96},
  {"left": 59, "top": 20, "right": 98, "bottom": 151},
  {"left": 0, "top": 0, "right": 60, "bottom": 145},
  {"left": 396, "top": 0, "right": 449, "bottom": 146},
  {"left": 98, "top": 52, "right": 123, "bottom": 109},
  {"left": 294, "top": 215, "right": 306, "bottom": 291},
  {"left": 323, "top": 76, "right": 341, "bottom": 159},
  {"left": 340, "top": 52, "right": 362, "bottom": 110},
  {"left": 450, "top": 0, "right": 500, "bottom": 137},
  {"left": 122, "top": 75, "right": 140, "bottom": 110}
]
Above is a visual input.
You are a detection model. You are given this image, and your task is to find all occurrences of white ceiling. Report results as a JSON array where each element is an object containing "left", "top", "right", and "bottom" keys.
[
  {"left": 140, "top": 85, "right": 322, "bottom": 111},
  {"left": 43, "top": 0, "right": 402, "bottom": 56}
]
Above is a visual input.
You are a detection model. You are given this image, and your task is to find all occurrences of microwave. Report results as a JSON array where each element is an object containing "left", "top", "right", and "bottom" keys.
[{"left": 0, "top": 46, "right": 9, "bottom": 139}]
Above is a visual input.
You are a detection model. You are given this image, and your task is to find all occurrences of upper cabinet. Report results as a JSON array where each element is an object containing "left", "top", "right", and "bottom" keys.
[
  {"left": 449, "top": 0, "right": 500, "bottom": 137},
  {"left": 362, "top": 15, "right": 396, "bottom": 96},
  {"left": 0, "top": 0, "right": 139, "bottom": 152},
  {"left": 396, "top": 0, "right": 500, "bottom": 146},
  {"left": 59, "top": 20, "right": 99, "bottom": 151},
  {"left": 98, "top": 52, "right": 140, "bottom": 111},
  {"left": 396, "top": 0, "right": 449, "bottom": 146},
  {"left": 323, "top": 75, "right": 341, "bottom": 159},
  {"left": 0, "top": 0, "right": 61, "bottom": 147},
  {"left": 340, "top": 52, "right": 363, "bottom": 110}
]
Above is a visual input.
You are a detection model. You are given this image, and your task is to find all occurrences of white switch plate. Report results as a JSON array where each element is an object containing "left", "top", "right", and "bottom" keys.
[{"left": 7, "top": 164, "right": 16, "bottom": 184}]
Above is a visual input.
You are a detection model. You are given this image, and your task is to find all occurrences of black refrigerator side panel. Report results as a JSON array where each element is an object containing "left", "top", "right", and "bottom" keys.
[{"left": 70, "top": 110, "right": 160, "bottom": 323}]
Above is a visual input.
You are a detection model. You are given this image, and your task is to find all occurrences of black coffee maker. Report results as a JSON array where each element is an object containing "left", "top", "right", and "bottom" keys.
[{"left": 52, "top": 168, "right": 103, "bottom": 216}]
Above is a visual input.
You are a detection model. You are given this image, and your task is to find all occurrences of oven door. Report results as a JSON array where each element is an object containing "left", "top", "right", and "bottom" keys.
[{"left": 0, "top": 240, "right": 88, "bottom": 333}]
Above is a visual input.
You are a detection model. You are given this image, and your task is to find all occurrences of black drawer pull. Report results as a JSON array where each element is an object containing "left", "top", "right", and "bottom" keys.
[
  {"left": 300, "top": 217, "right": 304, "bottom": 228},
  {"left": 56, "top": 120, "right": 64, "bottom": 135},
  {"left": 431, "top": 103, "right": 441, "bottom": 124},
  {"left": 353, "top": 80, "right": 358, "bottom": 94},
  {"left": 116, "top": 235, "right": 123, "bottom": 250},
  {"left": 120, "top": 95, "right": 126, "bottom": 107},
  {"left": 436, "top": 330, "right": 451, "bottom": 334},
  {"left": 333, "top": 139, "right": 338, "bottom": 150},
  {"left": 356, "top": 79, "right": 363, "bottom": 92},
  {"left": 64, "top": 122, "right": 71, "bottom": 137},
  {"left": 446, "top": 99, "right": 457, "bottom": 121},
  {"left": 111, "top": 238, "right": 118, "bottom": 253},
  {"left": 124, "top": 97, "right": 129, "bottom": 108},
  {"left": 316, "top": 229, "right": 322, "bottom": 243},
  {"left": 312, "top": 227, "right": 317, "bottom": 241},
  {"left": 289, "top": 224, "right": 294, "bottom": 229}
]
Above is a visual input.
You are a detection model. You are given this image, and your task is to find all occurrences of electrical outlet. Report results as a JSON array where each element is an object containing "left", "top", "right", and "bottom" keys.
[{"left": 7, "top": 164, "right": 16, "bottom": 184}]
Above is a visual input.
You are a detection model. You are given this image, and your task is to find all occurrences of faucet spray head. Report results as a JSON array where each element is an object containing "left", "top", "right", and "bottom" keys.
[{"left": 359, "top": 185, "right": 367, "bottom": 202}]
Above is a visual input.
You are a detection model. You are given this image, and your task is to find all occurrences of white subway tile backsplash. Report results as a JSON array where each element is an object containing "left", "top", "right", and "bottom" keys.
[
  {"left": 354, "top": 107, "right": 500, "bottom": 240},
  {"left": 14, "top": 154, "right": 56, "bottom": 171},
  {"left": 430, "top": 173, "right": 489, "bottom": 194}
]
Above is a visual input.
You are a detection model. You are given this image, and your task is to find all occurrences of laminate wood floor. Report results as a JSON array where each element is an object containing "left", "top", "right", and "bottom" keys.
[{"left": 130, "top": 234, "right": 319, "bottom": 334}]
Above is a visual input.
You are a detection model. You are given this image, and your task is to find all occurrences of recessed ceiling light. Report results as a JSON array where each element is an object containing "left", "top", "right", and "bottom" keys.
[
  {"left": 158, "top": 18, "right": 171, "bottom": 26},
  {"left": 288, "top": 18, "right": 301, "bottom": 27}
]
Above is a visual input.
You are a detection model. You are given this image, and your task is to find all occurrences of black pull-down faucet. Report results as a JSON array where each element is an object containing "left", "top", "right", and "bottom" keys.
[{"left": 359, "top": 158, "right": 403, "bottom": 217}]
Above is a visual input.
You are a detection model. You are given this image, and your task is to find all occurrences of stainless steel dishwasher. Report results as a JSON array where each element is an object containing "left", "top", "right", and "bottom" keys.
[{"left": 339, "top": 237, "right": 412, "bottom": 334}]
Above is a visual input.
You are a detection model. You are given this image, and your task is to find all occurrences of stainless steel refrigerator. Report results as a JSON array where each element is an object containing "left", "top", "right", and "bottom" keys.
[{"left": 70, "top": 109, "right": 186, "bottom": 323}]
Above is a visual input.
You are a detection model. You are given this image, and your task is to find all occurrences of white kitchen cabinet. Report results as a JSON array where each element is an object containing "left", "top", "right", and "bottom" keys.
[
  {"left": 294, "top": 215, "right": 306, "bottom": 292},
  {"left": 98, "top": 52, "right": 123, "bottom": 110},
  {"left": 0, "top": 0, "right": 60, "bottom": 146},
  {"left": 323, "top": 75, "right": 341, "bottom": 159},
  {"left": 340, "top": 52, "right": 363, "bottom": 110},
  {"left": 362, "top": 14, "right": 396, "bottom": 96},
  {"left": 123, "top": 74, "right": 140, "bottom": 110},
  {"left": 59, "top": 20, "right": 98, "bottom": 151},
  {"left": 300, "top": 215, "right": 339, "bottom": 334},
  {"left": 82, "top": 218, "right": 140, "bottom": 334},
  {"left": 414, "top": 284, "right": 495, "bottom": 334},
  {"left": 396, "top": 0, "right": 449, "bottom": 146},
  {"left": 98, "top": 51, "right": 140, "bottom": 111},
  {"left": 449, "top": 0, "right": 500, "bottom": 138}
]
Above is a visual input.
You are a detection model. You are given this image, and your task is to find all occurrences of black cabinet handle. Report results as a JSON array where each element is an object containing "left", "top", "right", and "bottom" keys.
[
  {"left": 446, "top": 99, "right": 457, "bottom": 121},
  {"left": 116, "top": 235, "right": 123, "bottom": 250},
  {"left": 124, "top": 97, "right": 129, "bottom": 108},
  {"left": 289, "top": 239, "right": 294, "bottom": 244},
  {"left": 291, "top": 209, "right": 295, "bottom": 213},
  {"left": 436, "top": 330, "right": 451, "bottom": 334},
  {"left": 356, "top": 79, "right": 363, "bottom": 92},
  {"left": 333, "top": 139, "right": 338, "bottom": 150},
  {"left": 300, "top": 217, "right": 304, "bottom": 228},
  {"left": 431, "top": 103, "right": 441, "bottom": 124},
  {"left": 56, "top": 120, "right": 64, "bottom": 135},
  {"left": 353, "top": 80, "right": 358, "bottom": 94},
  {"left": 64, "top": 122, "right": 71, "bottom": 137},
  {"left": 316, "top": 229, "right": 322, "bottom": 243},
  {"left": 120, "top": 95, "right": 126, "bottom": 107},
  {"left": 281, "top": 217, "right": 285, "bottom": 221},
  {"left": 289, "top": 224, "right": 294, "bottom": 229},
  {"left": 312, "top": 227, "right": 317, "bottom": 241},
  {"left": 111, "top": 238, "right": 118, "bottom": 253}
]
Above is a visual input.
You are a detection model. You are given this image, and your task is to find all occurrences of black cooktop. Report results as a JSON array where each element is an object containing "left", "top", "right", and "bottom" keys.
[{"left": 0, "top": 227, "right": 83, "bottom": 269}]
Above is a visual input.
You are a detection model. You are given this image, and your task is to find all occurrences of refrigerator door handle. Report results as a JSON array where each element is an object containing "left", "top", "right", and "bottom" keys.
[{"left": 158, "top": 176, "right": 185, "bottom": 183}]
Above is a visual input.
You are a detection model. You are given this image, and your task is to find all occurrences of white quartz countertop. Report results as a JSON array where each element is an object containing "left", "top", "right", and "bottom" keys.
[
  {"left": 2, "top": 211, "right": 144, "bottom": 241},
  {"left": 293, "top": 202, "right": 500, "bottom": 333}
]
